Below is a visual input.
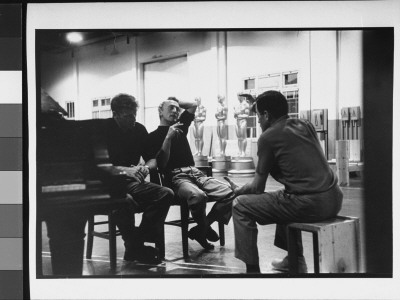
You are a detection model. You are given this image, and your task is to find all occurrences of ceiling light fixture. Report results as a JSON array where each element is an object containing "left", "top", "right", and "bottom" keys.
[{"left": 66, "top": 32, "right": 83, "bottom": 43}]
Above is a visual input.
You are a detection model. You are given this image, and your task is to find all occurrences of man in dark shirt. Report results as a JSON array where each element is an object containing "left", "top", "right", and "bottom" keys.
[
  {"left": 146, "top": 97, "right": 236, "bottom": 250},
  {"left": 225, "top": 91, "right": 343, "bottom": 273},
  {"left": 105, "top": 93, "right": 174, "bottom": 264}
]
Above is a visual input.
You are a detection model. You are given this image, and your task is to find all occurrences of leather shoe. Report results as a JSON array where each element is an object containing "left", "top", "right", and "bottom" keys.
[
  {"left": 124, "top": 245, "right": 162, "bottom": 264},
  {"left": 206, "top": 227, "right": 219, "bottom": 242},
  {"left": 188, "top": 227, "right": 214, "bottom": 250},
  {"left": 271, "top": 255, "right": 308, "bottom": 273},
  {"left": 190, "top": 225, "right": 220, "bottom": 242}
]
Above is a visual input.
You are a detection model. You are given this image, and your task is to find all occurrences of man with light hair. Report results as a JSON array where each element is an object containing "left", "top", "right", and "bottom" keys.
[{"left": 146, "top": 97, "right": 236, "bottom": 250}]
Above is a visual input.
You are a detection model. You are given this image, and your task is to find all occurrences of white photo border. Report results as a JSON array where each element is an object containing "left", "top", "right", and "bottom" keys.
[{"left": 27, "top": 1, "right": 400, "bottom": 299}]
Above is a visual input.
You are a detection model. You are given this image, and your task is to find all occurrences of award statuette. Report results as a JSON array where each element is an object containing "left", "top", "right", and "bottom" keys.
[
  {"left": 193, "top": 97, "right": 208, "bottom": 167},
  {"left": 212, "top": 95, "right": 231, "bottom": 174},
  {"left": 228, "top": 93, "right": 255, "bottom": 177}
]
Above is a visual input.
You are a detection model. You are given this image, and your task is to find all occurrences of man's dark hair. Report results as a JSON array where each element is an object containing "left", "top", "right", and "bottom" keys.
[
  {"left": 255, "top": 90, "right": 288, "bottom": 118},
  {"left": 111, "top": 93, "right": 138, "bottom": 114}
]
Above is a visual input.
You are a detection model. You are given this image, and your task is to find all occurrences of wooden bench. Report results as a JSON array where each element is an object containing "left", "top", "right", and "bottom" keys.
[{"left": 287, "top": 216, "right": 361, "bottom": 274}]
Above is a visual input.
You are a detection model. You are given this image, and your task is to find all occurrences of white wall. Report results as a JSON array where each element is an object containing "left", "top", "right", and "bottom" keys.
[
  {"left": 76, "top": 38, "right": 137, "bottom": 120},
  {"left": 137, "top": 31, "right": 220, "bottom": 127},
  {"left": 338, "top": 30, "right": 363, "bottom": 114},
  {"left": 309, "top": 31, "right": 338, "bottom": 119},
  {"left": 40, "top": 30, "right": 364, "bottom": 136},
  {"left": 227, "top": 31, "right": 312, "bottom": 121},
  {"left": 40, "top": 51, "right": 77, "bottom": 111},
  {"left": 41, "top": 36, "right": 138, "bottom": 120}
]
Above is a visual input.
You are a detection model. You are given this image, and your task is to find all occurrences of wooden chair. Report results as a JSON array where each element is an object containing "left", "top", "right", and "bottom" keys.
[
  {"left": 85, "top": 207, "right": 166, "bottom": 269},
  {"left": 85, "top": 127, "right": 165, "bottom": 267},
  {"left": 152, "top": 166, "right": 225, "bottom": 258},
  {"left": 85, "top": 212, "right": 120, "bottom": 270}
]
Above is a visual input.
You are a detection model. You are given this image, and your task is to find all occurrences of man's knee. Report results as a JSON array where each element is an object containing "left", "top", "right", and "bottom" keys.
[
  {"left": 162, "top": 187, "right": 174, "bottom": 201},
  {"left": 187, "top": 192, "right": 207, "bottom": 213},
  {"left": 232, "top": 195, "right": 245, "bottom": 210},
  {"left": 155, "top": 187, "right": 174, "bottom": 208},
  {"left": 232, "top": 195, "right": 250, "bottom": 217}
]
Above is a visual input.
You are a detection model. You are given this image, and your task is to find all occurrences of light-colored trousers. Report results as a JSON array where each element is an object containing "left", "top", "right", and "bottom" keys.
[{"left": 232, "top": 185, "right": 343, "bottom": 265}]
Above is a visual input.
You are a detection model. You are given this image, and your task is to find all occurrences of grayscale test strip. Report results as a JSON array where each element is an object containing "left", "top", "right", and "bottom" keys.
[{"left": 0, "top": 3, "right": 23, "bottom": 300}]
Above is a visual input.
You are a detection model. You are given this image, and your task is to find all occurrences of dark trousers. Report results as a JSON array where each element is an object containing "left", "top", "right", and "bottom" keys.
[
  {"left": 113, "top": 180, "right": 174, "bottom": 249},
  {"left": 232, "top": 185, "right": 343, "bottom": 265}
]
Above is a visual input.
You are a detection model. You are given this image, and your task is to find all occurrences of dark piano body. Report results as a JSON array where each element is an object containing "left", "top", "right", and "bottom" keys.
[{"left": 37, "top": 113, "right": 130, "bottom": 276}]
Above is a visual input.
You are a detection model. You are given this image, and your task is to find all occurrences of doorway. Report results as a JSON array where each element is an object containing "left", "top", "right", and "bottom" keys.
[{"left": 143, "top": 55, "right": 189, "bottom": 132}]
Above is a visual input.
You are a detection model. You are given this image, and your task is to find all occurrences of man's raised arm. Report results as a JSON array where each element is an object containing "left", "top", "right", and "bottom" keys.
[{"left": 179, "top": 98, "right": 197, "bottom": 114}]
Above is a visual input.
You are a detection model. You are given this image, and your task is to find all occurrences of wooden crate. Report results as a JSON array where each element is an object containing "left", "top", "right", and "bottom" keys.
[{"left": 287, "top": 216, "right": 361, "bottom": 273}]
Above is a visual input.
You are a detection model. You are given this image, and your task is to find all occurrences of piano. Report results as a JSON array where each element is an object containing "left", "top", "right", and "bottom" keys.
[{"left": 37, "top": 111, "right": 130, "bottom": 276}]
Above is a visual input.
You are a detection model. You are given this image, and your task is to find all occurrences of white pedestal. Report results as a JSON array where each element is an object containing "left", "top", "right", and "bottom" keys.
[
  {"left": 212, "top": 156, "right": 231, "bottom": 175},
  {"left": 228, "top": 156, "right": 255, "bottom": 177}
]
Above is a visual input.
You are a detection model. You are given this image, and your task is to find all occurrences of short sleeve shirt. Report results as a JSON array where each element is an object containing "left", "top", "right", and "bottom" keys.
[
  {"left": 146, "top": 110, "right": 195, "bottom": 171},
  {"left": 104, "top": 118, "right": 149, "bottom": 167},
  {"left": 257, "top": 115, "right": 337, "bottom": 194}
]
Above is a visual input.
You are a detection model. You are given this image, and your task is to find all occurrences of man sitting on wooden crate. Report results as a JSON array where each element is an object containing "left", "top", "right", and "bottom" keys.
[{"left": 225, "top": 91, "right": 343, "bottom": 273}]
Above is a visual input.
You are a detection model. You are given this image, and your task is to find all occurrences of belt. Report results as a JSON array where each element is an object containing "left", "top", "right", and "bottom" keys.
[{"left": 170, "top": 166, "right": 194, "bottom": 176}]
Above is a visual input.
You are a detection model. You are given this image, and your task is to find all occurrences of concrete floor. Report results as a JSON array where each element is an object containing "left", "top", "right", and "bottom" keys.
[{"left": 41, "top": 174, "right": 365, "bottom": 276}]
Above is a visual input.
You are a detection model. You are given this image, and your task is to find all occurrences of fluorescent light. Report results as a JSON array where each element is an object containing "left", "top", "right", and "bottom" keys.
[{"left": 66, "top": 32, "right": 83, "bottom": 43}]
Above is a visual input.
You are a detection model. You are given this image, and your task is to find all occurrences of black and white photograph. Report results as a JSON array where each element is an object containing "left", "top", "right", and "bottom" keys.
[{"left": 27, "top": 2, "right": 400, "bottom": 299}]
